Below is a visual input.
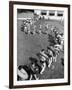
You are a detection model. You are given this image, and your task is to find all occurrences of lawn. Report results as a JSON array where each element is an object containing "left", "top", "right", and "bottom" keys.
[{"left": 17, "top": 13, "right": 64, "bottom": 80}]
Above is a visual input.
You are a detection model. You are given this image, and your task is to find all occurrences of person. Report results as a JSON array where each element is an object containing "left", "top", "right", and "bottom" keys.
[
  {"left": 51, "top": 26, "right": 55, "bottom": 32},
  {"left": 39, "top": 25, "right": 42, "bottom": 30},
  {"left": 29, "top": 57, "right": 42, "bottom": 78},
  {"left": 55, "top": 31, "right": 59, "bottom": 38},
  {"left": 21, "top": 21, "right": 26, "bottom": 32},
  {"left": 35, "top": 29, "right": 41, "bottom": 35},
  {"left": 29, "top": 63, "right": 39, "bottom": 80},
  {"left": 24, "top": 26, "right": 29, "bottom": 34},
  {"left": 54, "top": 32, "right": 64, "bottom": 52},
  {"left": 36, "top": 49, "right": 49, "bottom": 74},
  {"left": 59, "top": 33, "right": 64, "bottom": 45},
  {"left": 47, "top": 46, "right": 58, "bottom": 62},
  {"left": 55, "top": 32, "right": 64, "bottom": 45},
  {"left": 54, "top": 44, "right": 60, "bottom": 53},
  {"left": 56, "top": 33, "right": 62, "bottom": 44},
  {"left": 46, "top": 46, "right": 55, "bottom": 67},
  {"left": 30, "top": 30, "right": 34, "bottom": 35},
  {"left": 32, "top": 25, "right": 36, "bottom": 35},
  {"left": 17, "top": 57, "right": 41, "bottom": 80},
  {"left": 17, "top": 65, "right": 32, "bottom": 80}
]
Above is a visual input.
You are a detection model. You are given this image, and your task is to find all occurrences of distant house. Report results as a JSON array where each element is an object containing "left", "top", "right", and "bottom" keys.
[
  {"left": 49, "top": 10, "right": 55, "bottom": 16},
  {"left": 17, "top": 9, "right": 64, "bottom": 21},
  {"left": 34, "top": 9, "right": 64, "bottom": 21},
  {"left": 57, "top": 11, "right": 63, "bottom": 16}
]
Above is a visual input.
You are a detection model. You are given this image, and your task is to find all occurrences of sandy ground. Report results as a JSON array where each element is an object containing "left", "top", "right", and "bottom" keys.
[{"left": 17, "top": 13, "right": 64, "bottom": 80}]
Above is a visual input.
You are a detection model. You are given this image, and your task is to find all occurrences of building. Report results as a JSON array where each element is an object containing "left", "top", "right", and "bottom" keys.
[{"left": 34, "top": 9, "right": 64, "bottom": 21}]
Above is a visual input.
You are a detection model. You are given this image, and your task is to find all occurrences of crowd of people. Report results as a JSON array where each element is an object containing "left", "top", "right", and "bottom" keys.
[
  {"left": 17, "top": 19, "right": 64, "bottom": 81},
  {"left": 21, "top": 18, "right": 50, "bottom": 35}
]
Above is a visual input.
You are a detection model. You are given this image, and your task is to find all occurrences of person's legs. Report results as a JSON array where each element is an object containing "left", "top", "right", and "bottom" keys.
[
  {"left": 48, "top": 57, "right": 52, "bottom": 68},
  {"left": 40, "top": 62, "right": 46, "bottom": 74},
  {"left": 33, "top": 74, "right": 39, "bottom": 80}
]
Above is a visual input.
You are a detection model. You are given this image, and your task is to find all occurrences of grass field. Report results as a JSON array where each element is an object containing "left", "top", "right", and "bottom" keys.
[{"left": 17, "top": 13, "right": 64, "bottom": 80}]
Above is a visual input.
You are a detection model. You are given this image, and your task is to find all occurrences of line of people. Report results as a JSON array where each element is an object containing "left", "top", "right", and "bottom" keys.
[
  {"left": 51, "top": 26, "right": 64, "bottom": 52},
  {"left": 21, "top": 20, "right": 49, "bottom": 35},
  {"left": 17, "top": 26, "right": 64, "bottom": 81},
  {"left": 35, "top": 27, "right": 64, "bottom": 75},
  {"left": 17, "top": 45, "right": 59, "bottom": 81}
]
